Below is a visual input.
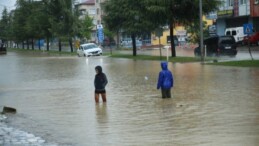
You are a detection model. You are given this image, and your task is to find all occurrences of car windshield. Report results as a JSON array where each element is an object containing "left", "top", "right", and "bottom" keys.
[{"left": 83, "top": 44, "right": 98, "bottom": 50}]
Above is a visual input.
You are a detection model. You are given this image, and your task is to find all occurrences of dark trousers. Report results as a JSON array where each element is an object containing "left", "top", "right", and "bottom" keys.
[{"left": 161, "top": 89, "right": 171, "bottom": 98}]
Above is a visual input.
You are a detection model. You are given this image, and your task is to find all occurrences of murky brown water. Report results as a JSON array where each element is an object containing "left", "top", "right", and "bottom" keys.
[{"left": 1, "top": 51, "right": 259, "bottom": 146}]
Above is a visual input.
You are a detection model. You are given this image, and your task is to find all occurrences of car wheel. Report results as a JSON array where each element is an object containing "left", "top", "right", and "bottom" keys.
[
  {"left": 83, "top": 54, "right": 86, "bottom": 57},
  {"left": 257, "top": 41, "right": 259, "bottom": 46}
]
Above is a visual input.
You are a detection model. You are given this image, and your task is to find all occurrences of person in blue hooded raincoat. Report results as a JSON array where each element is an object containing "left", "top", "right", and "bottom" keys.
[{"left": 157, "top": 62, "right": 174, "bottom": 98}]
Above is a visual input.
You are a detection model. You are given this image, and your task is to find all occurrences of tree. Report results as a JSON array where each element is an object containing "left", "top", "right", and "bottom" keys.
[
  {"left": 0, "top": 8, "right": 9, "bottom": 40},
  {"left": 12, "top": 0, "right": 32, "bottom": 49},
  {"left": 2, "top": 0, "right": 82, "bottom": 52},
  {"left": 47, "top": 0, "right": 81, "bottom": 52},
  {"left": 103, "top": 0, "right": 157, "bottom": 56},
  {"left": 144, "top": 0, "right": 220, "bottom": 57},
  {"left": 186, "top": 20, "right": 210, "bottom": 44},
  {"left": 79, "top": 15, "right": 94, "bottom": 40}
]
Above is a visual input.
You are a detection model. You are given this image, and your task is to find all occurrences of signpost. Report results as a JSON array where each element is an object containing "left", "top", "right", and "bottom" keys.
[
  {"left": 155, "top": 28, "right": 164, "bottom": 61},
  {"left": 243, "top": 23, "right": 254, "bottom": 60},
  {"left": 243, "top": 23, "right": 253, "bottom": 35},
  {"left": 97, "top": 24, "right": 104, "bottom": 45}
]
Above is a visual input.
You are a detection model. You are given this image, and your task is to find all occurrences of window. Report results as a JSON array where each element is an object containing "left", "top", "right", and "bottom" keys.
[
  {"left": 239, "top": 0, "right": 246, "bottom": 5},
  {"left": 79, "top": 9, "right": 86, "bottom": 15},
  {"left": 89, "top": 9, "right": 96, "bottom": 15},
  {"left": 96, "top": 0, "right": 99, "bottom": 3},
  {"left": 92, "top": 32, "right": 96, "bottom": 38},
  {"left": 228, "top": 0, "right": 234, "bottom": 6},
  {"left": 232, "top": 30, "right": 237, "bottom": 36},
  {"left": 97, "top": 8, "right": 99, "bottom": 15},
  {"left": 93, "top": 19, "right": 97, "bottom": 25},
  {"left": 226, "top": 31, "right": 231, "bottom": 35}
]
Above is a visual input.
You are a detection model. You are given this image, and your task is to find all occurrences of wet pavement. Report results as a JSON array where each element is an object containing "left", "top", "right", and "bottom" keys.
[
  {"left": 0, "top": 114, "right": 57, "bottom": 145},
  {"left": 117, "top": 45, "right": 259, "bottom": 60},
  {"left": 0, "top": 50, "right": 259, "bottom": 146}
]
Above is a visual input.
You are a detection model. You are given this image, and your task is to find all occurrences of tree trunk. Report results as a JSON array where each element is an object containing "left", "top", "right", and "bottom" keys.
[
  {"left": 26, "top": 40, "right": 29, "bottom": 50},
  {"left": 131, "top": 33, "right": 137, "bottom": 56},
  {"left": 170, "top": 22, "right": 176, "bottom": 57},
  {"left": 46, "top": 37, "right": 49, "bottom": 51},
  {"left": 32, "top": 38, "right": 34, "bottom": 50},
  {"left": 116, "top": 30, "right": 120, "bottom": 49},
  {"left": 58, "top": 39, "right": 62, "bottom": 52},
  {"left": 38, "top": 39, "right": 41, "bottom": 50},
  {"left": 69, "top": 37, "right": 73, "bottom": 52}
]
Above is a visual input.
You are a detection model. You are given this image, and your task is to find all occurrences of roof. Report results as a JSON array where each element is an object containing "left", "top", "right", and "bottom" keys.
[{"left": 81, "top": 0, "right": 95, "bottom": 5}]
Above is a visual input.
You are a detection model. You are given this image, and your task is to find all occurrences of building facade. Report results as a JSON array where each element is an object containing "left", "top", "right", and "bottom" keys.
[
  {"left": 215, "top": 0, "right": 259, "bottom": 36},
  {"left": 216, "top": 0, "right": 251, "bottom": 35},
  {"left": 75, "top": 0, "right": 106, "bottom": 42},
  {"left": 250, "top": 0, "right": 259, "bottom": 31}
]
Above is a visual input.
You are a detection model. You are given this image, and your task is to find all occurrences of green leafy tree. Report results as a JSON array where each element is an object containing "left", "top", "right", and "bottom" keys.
[
  {"left": 144, "top": 0, "right": 220, "bottom": 57},
  {"left": 103, "top": 0, "right": 157, "bottom": 56},
  {"left": 0, "top": 8, "right": 10, "bottom": 42},
  {"left": 186, "top": 20, "right": 210, "bottom": 44},
  {"left": 12, "top": 0, "right": 32, "bottom": 49},
  {"left": 47, "top": 0, "right": 81, "bottom": 52},
  {"left": 80, "top": 15, "right": 94, "bottom": 40}
]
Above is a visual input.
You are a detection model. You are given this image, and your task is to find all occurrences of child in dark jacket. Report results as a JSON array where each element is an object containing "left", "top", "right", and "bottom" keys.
[
  {"left": 94, "top": 66, "right": 108, "bottom": 103},
  {"left": 157, "top": 62, "right": 174, "bottom": 98}
]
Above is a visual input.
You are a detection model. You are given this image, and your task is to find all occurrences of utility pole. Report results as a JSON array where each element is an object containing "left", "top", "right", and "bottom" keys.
[{"left": 199, "top": 0, "right": 204, "bottom": 62}]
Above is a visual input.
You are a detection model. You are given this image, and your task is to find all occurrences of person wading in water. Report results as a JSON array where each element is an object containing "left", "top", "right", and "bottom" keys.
[
  {"left": 94, "top": 66, "right": 108, "bottom": 103},
  {"left": 157, "top": 62, "right": 174, "bottom": 98}
]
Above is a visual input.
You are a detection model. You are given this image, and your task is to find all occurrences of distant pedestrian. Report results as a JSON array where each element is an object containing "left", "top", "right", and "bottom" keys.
[
  {"left": 157, "top": 62, "right": 174, "bottom": 98},
  {"left": 94, "top": 66, "right": 108, "bottom": 103}
]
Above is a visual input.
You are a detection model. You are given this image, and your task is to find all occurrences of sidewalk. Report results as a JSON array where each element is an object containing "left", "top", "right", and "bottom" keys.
[{"left": 0, "top": 114, "right": 57, "bottom": 146}]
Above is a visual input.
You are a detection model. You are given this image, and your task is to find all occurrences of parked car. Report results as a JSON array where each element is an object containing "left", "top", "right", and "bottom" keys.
[
  {"left": 0, "top": 39, "right": 7, "bottom": 54},
  {"left": 242, "top": 32, "right": 259, "bottom": 46},
  {"left": 194, "top": 35, "right": 237, "bottom": 57},
  {"left": 77, "top": 43, "right": 102, "bottom": 57},
  {"left": 225, "top": 27, "right": 246, "bottom": 44}
]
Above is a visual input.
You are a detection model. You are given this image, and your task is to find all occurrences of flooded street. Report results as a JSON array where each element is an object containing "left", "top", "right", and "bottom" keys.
[{"left": 0, "top": 51, "right": 259, "bottom": 146}]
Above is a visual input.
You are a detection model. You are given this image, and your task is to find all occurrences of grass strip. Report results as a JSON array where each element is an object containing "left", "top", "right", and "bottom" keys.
[
  {"left": 207, "top": 60, "right": 259, "bottom": 67},
  {"left": 108, "top": 54, "right": 210, "bottom": 63},
  {"left": 7, "top": 48, "right": 77, "bottom": 56}
]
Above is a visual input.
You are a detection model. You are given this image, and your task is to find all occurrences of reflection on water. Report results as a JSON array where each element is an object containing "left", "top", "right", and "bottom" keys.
[{"left": 0, "top": 52, "right": 259, "bottom": 146}]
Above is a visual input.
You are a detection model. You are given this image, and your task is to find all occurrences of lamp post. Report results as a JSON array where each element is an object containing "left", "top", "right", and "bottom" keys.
[{"left": 199, "top": 0, "right": 204, "bottom": 62}]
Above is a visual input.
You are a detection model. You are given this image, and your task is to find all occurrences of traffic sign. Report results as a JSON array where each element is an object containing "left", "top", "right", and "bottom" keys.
[
  {"left": 243, "top": 23, "right": 253, "bottom": 35},
  {"left": 97, "top": 25, "right": 104, "bottom": 44}
]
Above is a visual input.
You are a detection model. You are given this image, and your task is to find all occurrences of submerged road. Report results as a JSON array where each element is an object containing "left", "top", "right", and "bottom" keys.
[{"left": 0, "top": 50, "right": 259, "bottom": 146}]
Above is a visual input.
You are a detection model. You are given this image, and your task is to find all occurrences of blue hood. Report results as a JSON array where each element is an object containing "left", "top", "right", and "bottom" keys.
[
  {"left": 157, "top": 62, "right": 174, "bottom": 90},
  {"left": 161, "top": 62, "right": 168, "bottom": 70}
]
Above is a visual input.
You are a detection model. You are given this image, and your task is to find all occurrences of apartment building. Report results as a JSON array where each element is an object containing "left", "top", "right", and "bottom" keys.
[
  {"left": 214, "top": 0, "right": 259, "bottom": 36},
  {"left": 75, "top": 0, "right": 106, "bottom": 42},
  {"left": 250, "top": 0, "right": 259, "bottom": 31},
  {"left": 215, "top": 0, "right": 250, "bottom": 35}
]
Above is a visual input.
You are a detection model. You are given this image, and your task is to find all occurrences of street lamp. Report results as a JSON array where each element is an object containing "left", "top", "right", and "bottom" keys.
[{"left": 199, "top": 0, "right": 204, "bottom": 62}]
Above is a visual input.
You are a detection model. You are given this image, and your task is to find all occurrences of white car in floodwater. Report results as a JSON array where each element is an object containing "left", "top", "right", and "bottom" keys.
[{"left": 77, "top": 43, "right": 102, "bottom": 57}]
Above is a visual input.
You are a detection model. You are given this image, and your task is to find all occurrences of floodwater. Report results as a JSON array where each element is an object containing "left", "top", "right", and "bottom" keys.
[{"left": 0, "top": 51, "right": 259, "bottom": 146}]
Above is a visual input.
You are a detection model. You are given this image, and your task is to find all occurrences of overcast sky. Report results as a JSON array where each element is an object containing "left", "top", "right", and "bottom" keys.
[
  {"left": 0, "top": 0, "right": 16, "bottom": 16},
  {"left": 0, "top": 0, "right": 16, "bottom": 8}
]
